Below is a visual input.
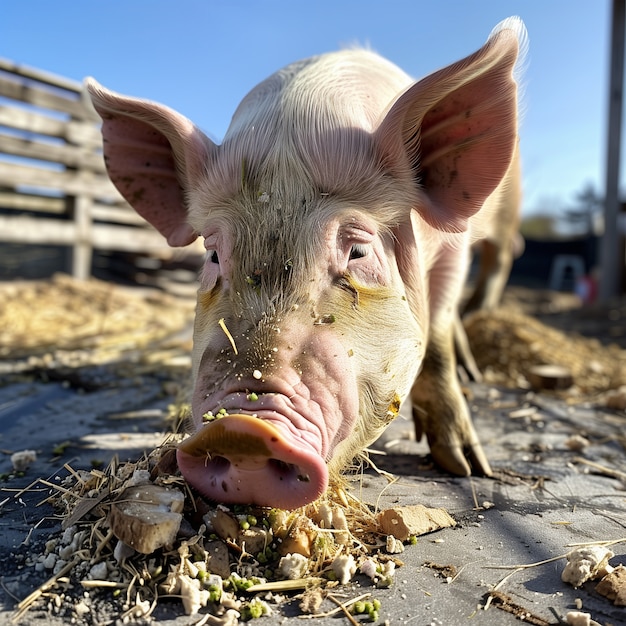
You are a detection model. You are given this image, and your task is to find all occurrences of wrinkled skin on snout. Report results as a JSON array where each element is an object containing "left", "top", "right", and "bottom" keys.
[{"left": 86, "top": 17, "right": 525, "bottom": 509}]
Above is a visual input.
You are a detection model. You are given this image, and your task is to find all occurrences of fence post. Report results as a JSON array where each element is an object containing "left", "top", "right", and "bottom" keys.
[{"left": 71, "top": 194, "right": 93, "bottom": 279}]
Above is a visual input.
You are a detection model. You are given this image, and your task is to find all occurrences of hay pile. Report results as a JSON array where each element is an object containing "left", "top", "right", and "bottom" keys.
[
  {"left": 0, "top": 274, "right": 194, "bottom": 363},
  {"left": 465, "top": 307, "right": 626, "bottom": 395}
]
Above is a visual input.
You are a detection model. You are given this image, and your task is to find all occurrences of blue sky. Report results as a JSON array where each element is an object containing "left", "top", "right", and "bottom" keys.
[{"left": 2, "top": 1, "right": 612, "bottom": 217}]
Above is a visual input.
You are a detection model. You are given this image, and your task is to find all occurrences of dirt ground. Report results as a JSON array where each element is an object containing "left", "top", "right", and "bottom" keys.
[{"left": 0, "top": 275, "right": 625, "bottom": 626}]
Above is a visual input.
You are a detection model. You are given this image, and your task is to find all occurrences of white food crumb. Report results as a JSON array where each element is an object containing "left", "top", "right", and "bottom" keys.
[
  {"left": 61, "top": 526, "right": 76, "bottom": 545},
  {"left": 316, "top": 502, "right": 333, "bottom": 528},
  {"left": 386, "top": 535, "right": 405, "bottom": 554},
  {"left": 74, "top": 600, "right": 90, "bottom": 616},
  {"left": 113, "top": 539, "right": 135, "bottom": 564},
  {"left": 11, "top": 449, "right": 37, "bottom": 471},
  {"left": 278, "top": 553, "right": 309, "bottom": 580},
  {"left": 253, "top": 369, "right": 262, "bottom": 380},
  {"left": 565, "top": 610, "right": 602, "bottom": 626},
  {"left": 221, "top": 609, "right": 242, "bottom": 626},
  {"left": 331, "top": 506, "right": 350, "bottom": 545},
  {"left": 179, "top": 574, "right": 211, "bottom": 615},
  {"left": 562, "top": 546, "right": 614, "bottom": 587},
  {"left": 42, "top": 553, "right": 57, "bottom": 569},
  {"left": 331, "top": 553, "right": 357, "bottom": 585},
  {"left": 359, "top": 558, "right": 378, "bottom": 580}
]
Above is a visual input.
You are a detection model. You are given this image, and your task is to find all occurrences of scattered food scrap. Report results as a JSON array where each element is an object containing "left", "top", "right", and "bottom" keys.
[
  {"left": 10, "top": 449, "right": 37, "bottom": 472},
  {"left": 561, "top": 545, "right": 614, "bottom": 588},
  {"left": 565, "top": 610, "right": 602, "bottom": 626},
  {"left": 594, "top": 564, "right": 626, "bottom": 606},
  {"left": 13, "top": 438, "right": 457, "bottom": 624},
  {"left": 559, "top": 543, "right": 626, "bottom": 608}
]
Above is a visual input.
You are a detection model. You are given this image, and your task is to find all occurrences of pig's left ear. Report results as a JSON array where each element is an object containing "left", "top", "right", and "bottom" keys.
[
  {"left": 375, "top": 17, "right": 526, "bottom": 232},
  {"left": 85, "top": 79, "right": 216, "bottom": 246}
]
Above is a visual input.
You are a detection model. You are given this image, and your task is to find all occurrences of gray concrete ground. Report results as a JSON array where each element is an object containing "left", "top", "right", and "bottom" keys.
[{"left": 0, "top": 368, "right": 625, "bottom": 625}]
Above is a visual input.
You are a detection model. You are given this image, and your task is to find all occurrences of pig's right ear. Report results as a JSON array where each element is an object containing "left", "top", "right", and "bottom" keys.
[
  {"left": 375, "top": 17, "right": 525, "bottom": 233},
  {"left": 85, "top": 78, "right": 216, "bottom": 246}
]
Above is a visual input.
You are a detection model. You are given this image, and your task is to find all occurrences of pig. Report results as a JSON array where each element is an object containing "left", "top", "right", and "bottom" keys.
[{"left": 86, "top": 17, "right": 525, "bottom": 510}]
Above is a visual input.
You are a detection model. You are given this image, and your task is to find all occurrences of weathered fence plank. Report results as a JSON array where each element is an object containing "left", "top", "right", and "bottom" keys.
[
  {"left": 0, "top": 76, "right": 89, "bottom": 119},
  {"left": 0, "top": 106, "right": 101, "bottom": 144},
  {"left": 0, "top": 190, "right": 65, "bottom": 214},
  {"left": 0, "top": 57, "right": 203, "bottom": 282},
  {"left": 0, "top": 215, "right": 177, "bottom": 255},
  {"left": 0, "top": 160, "right": 121, "bottom": 199},
  {"left": 0, "top": 133, "right": 106, "bottom": 170}
]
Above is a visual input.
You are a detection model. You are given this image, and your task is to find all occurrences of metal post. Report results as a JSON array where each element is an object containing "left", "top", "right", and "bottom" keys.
[{"left": 600, "top": 0, "right": 626, "bottom": 301}]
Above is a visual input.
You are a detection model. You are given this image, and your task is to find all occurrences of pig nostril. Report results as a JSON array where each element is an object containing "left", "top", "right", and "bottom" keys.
[
  {"left": 268, "top": 458, "right": 292, "bottom": 478},
  {"left": 268, "top": 458, "right": 310, "bottom": 483},
  {"left": 208, "top": 456, "right": 230, "bottom": 471}
]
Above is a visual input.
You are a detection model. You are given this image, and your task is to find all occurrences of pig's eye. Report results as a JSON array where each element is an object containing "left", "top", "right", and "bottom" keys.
[
  {"left": 349, "top": 244, "right": 368, "bottom": 260},
  {"left": 210, "top": 250, "right": 219, "bottom": 264}
]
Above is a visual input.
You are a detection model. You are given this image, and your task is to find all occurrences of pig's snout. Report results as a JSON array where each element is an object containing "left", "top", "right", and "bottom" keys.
[{"left": 176, "top": 414, "right": 328, "bottom": 509}]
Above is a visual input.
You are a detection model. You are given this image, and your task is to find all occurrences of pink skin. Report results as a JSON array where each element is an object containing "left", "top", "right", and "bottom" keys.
[{"left": 177, "top": 215, "right": 389, "bottom": 509}]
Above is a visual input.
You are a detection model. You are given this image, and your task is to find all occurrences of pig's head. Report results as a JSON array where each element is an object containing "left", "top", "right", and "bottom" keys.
[{"left": 86, "top": 17, "right": 523, "bottom": 509}]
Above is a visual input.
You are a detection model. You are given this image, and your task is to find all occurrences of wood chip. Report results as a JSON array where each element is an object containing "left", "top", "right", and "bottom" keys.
[
  {"left": 527, "top": 365, "right": 574, "bottom": 391},
  {"left": 108, "top": 484, "right": 184, "bottom": 554},
  {"left": 376, "top": 505, "right": 456, "bottom": 541}
]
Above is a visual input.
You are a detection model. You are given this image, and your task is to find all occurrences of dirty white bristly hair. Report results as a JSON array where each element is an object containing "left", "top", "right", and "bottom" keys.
[{"left": 187, "top": 48, "right": 420, "bottom": 231}]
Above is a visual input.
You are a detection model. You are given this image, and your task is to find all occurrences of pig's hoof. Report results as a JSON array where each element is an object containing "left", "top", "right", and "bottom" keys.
[
  {"left": 176, "top": 414, "right": 328, "bottom": 509},
  {"left": 431, "top": 441, "right": 492, "bottom": 477}
]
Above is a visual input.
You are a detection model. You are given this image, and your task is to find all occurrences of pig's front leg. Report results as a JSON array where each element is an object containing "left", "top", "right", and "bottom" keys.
[
  {"left": 411, "top": 329, "right": 491, "bottom": 476},
  {"left": 411, "top": 247, "right": 492, "bottom": 477}
]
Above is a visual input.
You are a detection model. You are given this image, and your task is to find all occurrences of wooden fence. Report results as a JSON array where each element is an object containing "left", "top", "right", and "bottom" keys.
[{"left": 0, "top": 58, "right": 202, "bottom": 281}]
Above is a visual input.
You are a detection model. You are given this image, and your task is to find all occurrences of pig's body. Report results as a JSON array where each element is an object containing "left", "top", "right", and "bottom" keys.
[{"left": 87, "top": 17, "right": 525, "bottom": 509}]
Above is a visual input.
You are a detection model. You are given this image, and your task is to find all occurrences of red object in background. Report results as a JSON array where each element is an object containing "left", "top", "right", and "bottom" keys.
[{"left": 576, "top": 275, "right": 598, "bottom": 304}]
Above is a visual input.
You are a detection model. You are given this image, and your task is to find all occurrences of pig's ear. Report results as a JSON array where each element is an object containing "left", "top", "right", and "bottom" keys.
[
  {"left": 85, "top": 78, "right": 216, "bottom": 246},
  {"left": 375, "top": 17, "right": 526, "bottom": 232}
]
